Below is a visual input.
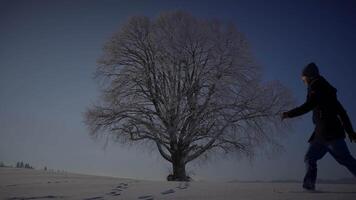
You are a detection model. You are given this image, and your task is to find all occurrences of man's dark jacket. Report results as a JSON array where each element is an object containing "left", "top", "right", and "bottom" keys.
[{"left": 286, "top": 76, "right": 354, "bottom": 142}]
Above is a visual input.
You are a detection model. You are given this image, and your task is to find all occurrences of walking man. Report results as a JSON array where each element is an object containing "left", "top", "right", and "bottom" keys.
[{"left": 282, "top": 62, "right": 356, "bottom": 191}]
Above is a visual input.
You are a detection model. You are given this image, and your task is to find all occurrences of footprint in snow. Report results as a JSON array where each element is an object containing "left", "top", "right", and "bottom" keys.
[
  {"left": 177, "top": 181, "right": 190, "bottom": 190},
  {"left": 82, "top": 196, "right": 104, "bottom": 200},
  {"left": 138, "top": 195, "right": 154, "bottom": 200},
  {"left": 161, "top": 189, "right": 175, "bottom": 195}
]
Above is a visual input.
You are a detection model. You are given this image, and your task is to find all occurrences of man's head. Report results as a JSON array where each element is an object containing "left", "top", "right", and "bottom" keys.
[{"left": 301, "top": 62, "right": 319, "bottom": 86}]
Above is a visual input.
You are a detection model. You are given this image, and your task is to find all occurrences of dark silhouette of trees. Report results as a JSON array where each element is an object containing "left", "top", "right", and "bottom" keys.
[
  {"left": 85, "top": 11, "right": 293, "bottom": 181},
  {"left": 15, "top": 161, "right": 33, "bottom": 169},
  {"left": 16, "top": 161, "right": 24, "bottom": 168}
]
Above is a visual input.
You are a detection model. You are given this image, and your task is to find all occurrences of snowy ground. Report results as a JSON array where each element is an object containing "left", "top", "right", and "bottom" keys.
[{"left": 0, "top": 168, "right": 355, "bottom": 200}]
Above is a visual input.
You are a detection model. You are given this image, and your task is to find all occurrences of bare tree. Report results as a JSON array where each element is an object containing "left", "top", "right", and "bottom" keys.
[{"left": 85, "top": 11, "right": 293, "bottom": 181}]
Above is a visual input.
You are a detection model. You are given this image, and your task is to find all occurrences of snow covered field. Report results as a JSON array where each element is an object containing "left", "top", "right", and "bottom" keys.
[{"left": 0, "top": 168, "right": 355, "bottom": 200}]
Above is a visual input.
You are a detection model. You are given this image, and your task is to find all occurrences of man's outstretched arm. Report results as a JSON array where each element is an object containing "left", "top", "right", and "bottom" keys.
[{"left": 283, "top": 90, "right": 318, "bottom": 119}]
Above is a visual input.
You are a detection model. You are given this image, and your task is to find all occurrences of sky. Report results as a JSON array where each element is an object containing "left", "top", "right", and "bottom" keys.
[{"left": 1, "top": 0, "right": 356, "bottom": 182}]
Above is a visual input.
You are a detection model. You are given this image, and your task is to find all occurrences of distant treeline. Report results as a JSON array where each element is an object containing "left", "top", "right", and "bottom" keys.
[
  {"left": 0, "top": 161, "right": 35, "bottom": 169},
  {"left": 16, "top": 161, "right": 34, "bottom": 169},
  {"left": 0, "top": 161, "right": 10, "bottom": 168},
  {"left": 0, "top": 161, "right": 67, "bottom": 174}
]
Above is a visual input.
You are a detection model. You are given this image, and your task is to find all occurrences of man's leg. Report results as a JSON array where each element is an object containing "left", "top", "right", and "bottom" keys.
[
  {"left": 327, "top": 138, "right": 356, "bottom": 177},
  {"left": 303, "top": 141, "right": 328, "bottom": 190}
]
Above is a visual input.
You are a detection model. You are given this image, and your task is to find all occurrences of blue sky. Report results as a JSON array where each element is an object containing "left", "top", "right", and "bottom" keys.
[{"left": 1, "top": 0, "right": 356, "bottom": 181}]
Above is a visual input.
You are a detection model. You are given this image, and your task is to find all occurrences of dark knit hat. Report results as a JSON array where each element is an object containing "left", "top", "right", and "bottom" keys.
[{"left": 302, "top": 62, "right": 319, "bottom": 77}]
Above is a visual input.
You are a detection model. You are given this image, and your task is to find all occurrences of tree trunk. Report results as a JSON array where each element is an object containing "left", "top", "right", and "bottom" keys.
[
  {"left": 167, "top": 151, "right": 190, "bottom": 181},
  {"left": 173, "top": 158, "right": 186, "bottom": 180}
]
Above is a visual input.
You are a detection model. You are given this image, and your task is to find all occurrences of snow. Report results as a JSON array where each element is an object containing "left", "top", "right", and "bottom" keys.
[{"left": 0, "top": 168, "right": 355, "bottom": 200}]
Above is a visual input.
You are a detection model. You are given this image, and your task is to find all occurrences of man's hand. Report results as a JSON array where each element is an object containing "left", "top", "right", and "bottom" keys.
[
  {"left": 348, "top": 132, "right": 356, "bottom": 143},
  {"left": 281, "top": 112, "right": 289, "bottom": 121}
]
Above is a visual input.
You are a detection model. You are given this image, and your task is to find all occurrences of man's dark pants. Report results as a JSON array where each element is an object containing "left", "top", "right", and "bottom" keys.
[{"left": 303, "top": 138, "right": 356, "bottom": 189}]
